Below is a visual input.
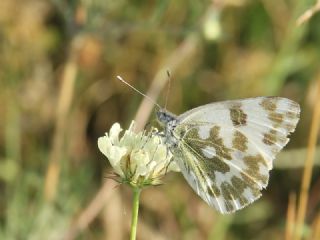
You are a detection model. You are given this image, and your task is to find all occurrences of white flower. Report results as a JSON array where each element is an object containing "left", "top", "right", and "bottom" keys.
[{"left": 98, "top": 121, "right": 180, "bottom": 188}]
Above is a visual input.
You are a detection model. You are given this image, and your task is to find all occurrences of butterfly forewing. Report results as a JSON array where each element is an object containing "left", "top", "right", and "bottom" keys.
[{"left": 163, "top": 97, "right": 300, "bottom": 214}]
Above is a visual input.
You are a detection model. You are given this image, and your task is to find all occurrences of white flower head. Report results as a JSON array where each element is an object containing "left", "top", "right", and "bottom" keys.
[{"left": 98, "top": 121, "right": 180, "bottom": 188}]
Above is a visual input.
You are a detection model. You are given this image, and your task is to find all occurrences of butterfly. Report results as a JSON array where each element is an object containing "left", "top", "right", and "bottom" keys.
[
  {"left": 156, "top": 97, "right": 300, "bottom": 214},
  {"left": 116, "top": 76, "right": 300, "bottom": 214}
]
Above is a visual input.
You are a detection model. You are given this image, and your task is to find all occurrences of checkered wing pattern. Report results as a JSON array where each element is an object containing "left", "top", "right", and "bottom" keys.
[{"left": 168, "top": 97, "right": 300, "bottom": 213}]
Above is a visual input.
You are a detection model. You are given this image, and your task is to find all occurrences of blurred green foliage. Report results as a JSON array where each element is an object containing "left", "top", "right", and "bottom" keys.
[{"left": 0, "top": 0, "right": 319, "bottom": 239}]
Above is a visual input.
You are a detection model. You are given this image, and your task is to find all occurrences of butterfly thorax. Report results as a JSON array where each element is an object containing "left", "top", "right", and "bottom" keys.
[{"left": 156, "top": 109, "right": 179, "bottom": 147}]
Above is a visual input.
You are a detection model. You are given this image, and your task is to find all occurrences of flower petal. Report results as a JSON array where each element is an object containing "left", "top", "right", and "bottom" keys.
[
  {"left": 109, "top": 123, "right": 122, "bottom": 144},
  {"left": 108, "top": 146, "right": 127, "bottom": 176},
  {"left": 97, "top": 136, "right": 112, "bottom": 158}
]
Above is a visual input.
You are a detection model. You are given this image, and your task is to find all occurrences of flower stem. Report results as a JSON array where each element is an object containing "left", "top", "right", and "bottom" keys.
[{"left": 130, "top": 188, "right": 141, "bottom": 240}]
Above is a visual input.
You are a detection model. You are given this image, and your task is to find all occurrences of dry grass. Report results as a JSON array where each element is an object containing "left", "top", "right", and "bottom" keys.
[
  {"left": 44, "top": 43, "right": 79, "bottom": 201},
  {"left": 294, "top": 77, "right": 320, "bottom": 240},
  {"left": 286, "top": 192, "right": 297, "bottom": 240}
]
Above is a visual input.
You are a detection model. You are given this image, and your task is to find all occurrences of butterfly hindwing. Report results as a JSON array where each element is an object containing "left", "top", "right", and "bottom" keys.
[{"left": 167, "top": 97, "right": 300, "bottom": 214}]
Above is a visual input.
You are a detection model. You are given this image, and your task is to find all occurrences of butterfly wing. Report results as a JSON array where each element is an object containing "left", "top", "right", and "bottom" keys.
[{"left": 170, "top": 97, "right": 300, "bottom": 213}]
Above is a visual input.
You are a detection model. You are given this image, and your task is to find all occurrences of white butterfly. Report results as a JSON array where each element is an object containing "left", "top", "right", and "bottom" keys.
[
  {"left": 156, "top": 97, "right": 300, "bottom": 214},
  {"left": 116, "top": 76, "right": 300, "bottom": 214}
]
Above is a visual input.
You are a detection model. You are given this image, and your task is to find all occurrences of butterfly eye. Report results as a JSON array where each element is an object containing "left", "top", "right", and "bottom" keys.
[{"left": 156, "top": 111, "right": 164, "bottom": 125}]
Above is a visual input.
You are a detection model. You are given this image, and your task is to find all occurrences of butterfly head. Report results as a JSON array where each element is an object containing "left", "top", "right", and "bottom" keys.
[
  {"left": 156, "top": 109, "right": 177, "bottom": 126},
  {"left": 156, "top": 109, "right": 178, "bottom": 147}
]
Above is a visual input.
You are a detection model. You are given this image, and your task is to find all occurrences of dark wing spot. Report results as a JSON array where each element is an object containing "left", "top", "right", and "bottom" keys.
[
  {"left": 262, "top": 129, "right": 287, "bottom": 146},
  {"left": 284, "top": 123, "right": 296, "bottom": 132},
  {"left": 209, "top": 126, "right": 233, "bottom": 160},
  {"left": 268, "top": 112, "right": 284, "bottom": 126},
  {"left": 205, "top": 156, "right": 230, "bottom": 173},
  {"left": 232, "top": 130, "right": 248, "bottom": 152},
  {"left": 230, "top": 176, "right": 250, "bottom": 205},
  {"left": 286, "top": 111, "right": 297, "bottom": 120},
  {"left": 221, "top": 182, "right": 235, "bottom": 212},
  {"left": 243, "top": 154, "right": 269, "bottom": 185},
  {"left": 260, "top": 98, "right": 277, "bottom": 111},
  {"left": 221, "top": 181, "right": 249, "bottom": 210},
  {"left": 230, "top": 106, "right": 247, "bottom": 127},
  {"left": 240, "top": 173, "right": 261, "bottom": 197},
  {"left": 184, "top": 126, "right": 233, "bottom": 161},
  {"left": 262, "top": 130, "right": 277, "bottom": 145},
  {"left": 207, "top": 184, "right": 221, "bottom": 197}
]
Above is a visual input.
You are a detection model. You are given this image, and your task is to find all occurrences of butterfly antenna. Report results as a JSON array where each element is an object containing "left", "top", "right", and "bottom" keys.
[
  {"left": 117, "top": 76, "right": 161, "bottom": 109},
  {"left": 164, "top": 70, "right": 171, "bottom": 110}
]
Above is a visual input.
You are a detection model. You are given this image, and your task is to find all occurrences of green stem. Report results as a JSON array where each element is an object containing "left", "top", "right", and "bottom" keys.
[{"left": 130, "top": 188, "right": 141, "bottom": 240}]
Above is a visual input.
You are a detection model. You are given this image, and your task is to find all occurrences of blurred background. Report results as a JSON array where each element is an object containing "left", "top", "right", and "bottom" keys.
[{"left": 1, "top": 0, "right": 320, "bottom": 239}]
